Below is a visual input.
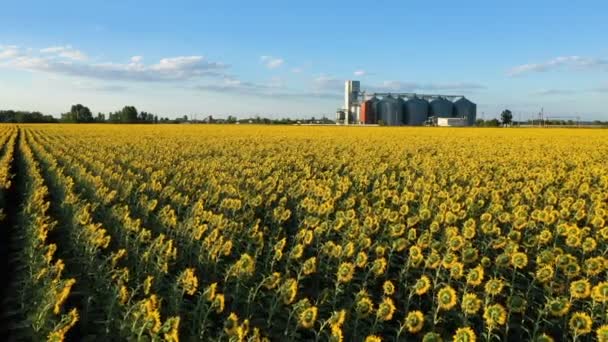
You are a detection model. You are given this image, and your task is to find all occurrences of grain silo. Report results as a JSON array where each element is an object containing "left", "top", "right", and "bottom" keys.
[
  {"left": 404, "top": 96, "right": 429, "bottom": 125},
  {"left": 378, "top": 95, "right": 403, "bottom": 125},
  {"left": 429, "top": 97, "right": 454, "bottom": 118},
  {"left": 453, "top": 97, "right": 477, "bottom": 126},
  {"left": 360, "top": 96, "right": 379, "bottom": 124}
]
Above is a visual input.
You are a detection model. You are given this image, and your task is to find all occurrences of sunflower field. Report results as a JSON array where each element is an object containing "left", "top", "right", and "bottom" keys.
[{"left": 1, "top": 124, "right": 607, "bottom": 342}]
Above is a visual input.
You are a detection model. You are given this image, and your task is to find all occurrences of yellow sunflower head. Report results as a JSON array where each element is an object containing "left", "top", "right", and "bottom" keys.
[
  {"left": 452, "top": 327, "right": 476, "bottom": 342},
  {"left": 568, "top": 312, "right": 592, "bottom": 336},
  {"left": 404, "top": 310, "right": 425, "bottom": 334},
  {"left": 437, "top": 286, "right": 457, "bottom": 311}
]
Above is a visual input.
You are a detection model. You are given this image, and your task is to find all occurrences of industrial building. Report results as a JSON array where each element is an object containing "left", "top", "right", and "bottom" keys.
[{"left": 336, "top": 80, "right": 477, "bottom": 126}]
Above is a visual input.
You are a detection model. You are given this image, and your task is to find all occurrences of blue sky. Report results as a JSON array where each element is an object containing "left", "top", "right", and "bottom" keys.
[{"left": 1, "top": 0, "right": 607, "bottom": 120}]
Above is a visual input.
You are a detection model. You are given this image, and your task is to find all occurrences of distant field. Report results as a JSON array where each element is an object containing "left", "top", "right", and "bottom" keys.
[{"left": 1, "top": 124, "right": 607, "bottom": 341}]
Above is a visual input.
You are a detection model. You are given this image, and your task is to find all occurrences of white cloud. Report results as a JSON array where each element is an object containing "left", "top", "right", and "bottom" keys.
[
  {"left": 369, "top": 81, "right": 485, "bottom": 93},
  {"left": 130, "top": 56, "right": 143, "bottom": 63},
  {"left": 291, "top": 67, "right": 303, "bottom": 73},
  {"left": 0, "top": 45, "right": 21, "bottom": 59},
  {"left": 40, "top": 45, "right": 87, "bottom": 61},
  {"left": 195, "top": 76, "right": 340, "bottom": 99},
  {"left": 0, "top": 45, "right": 229, "bottom": 82},
  {"left": 260, "top": 55, "right": 284, "bottom": 69},
  {"left": 508, "top": 56, "right": 608, "bottom": 76},
  {"left": 354, "top": 70, "right": 366, "bottom": 76}
]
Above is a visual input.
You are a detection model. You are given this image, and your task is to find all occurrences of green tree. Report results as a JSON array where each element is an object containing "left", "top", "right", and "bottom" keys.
[
  {"left": 120, "top": 106, "right": 138, "bottom": 123},
  {"left": 62, "top": 104, "right": 93, "bottom": 123},
  {"left": 501, "top": 109, "right": 513, "bottom": 126}
]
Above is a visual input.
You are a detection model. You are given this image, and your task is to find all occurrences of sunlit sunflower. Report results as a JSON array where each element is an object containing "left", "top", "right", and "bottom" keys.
[
  {"left": 414, "top": 275, "right": 432, "bottom": 296},
  {"left": 437, "top": 286, "right": 458, "bottom": 311},
  {"left": 569, "top": 279, "right": 591, "bottom": 299},
  {"left": 404, "top": 310, "right": 425, "bottom": 334},
  {"left": 596, "top": 324, "right": 608, "bottom": 342},
  {"left": 592, "top": 281, "right": 608, "bottom": 303},
  {"left": 383, "top": 280, "right": 395, "bottom": 296},
  {"left": 466, "top": 265, "right": 484, "bottom": 287},
  {"left": 298, "top": 306, "right": 318, "bottom": 329},
  {"left": 337, "top": 262, "right": 355, "bottom": 283},
  {"left": 568, "top": 312, "right": 592, "bottom": 336},
  {"left": 510, "top": 252, "right": 528, "bottom": 269},
  {"left": 546, "top": 297, "right": 570, "bottom": 317},
  {"left": 484, "top": 278, "right": 505, "bottom": 296},
  {"left": 452, "top": 327, "right": 476, "bottom": 342},
  {"left": 376, "top": 297, "right": 396, "bottom": 321},
  {"left": 461, "top": 293, "right": 482, "bottom": 315},
  {"left": 535, "top": 266, "right": 554, "bottom": 284},
  {"left": 483, "top": 303, "right": 507, "bottom": 329},
  {"left": 422, "top": 332, "right": 443, "bottom": 342}
]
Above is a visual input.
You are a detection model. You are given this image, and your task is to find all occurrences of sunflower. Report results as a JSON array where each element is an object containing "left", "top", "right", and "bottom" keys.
[
  {"left": 535, "top": 266, "right": 554, "bottom": 284},
  {"left": 280, "top": 278, "right": 298, "bottom": 304},
  {"left": 422, "top": 332, "right": 443, "bottom": 342},
  {"left": 450, "top": 262, "right": 465, "bottom": 280},
  {"left": 393, "top": 238, "right": 408, "bottom": 252},
  {"left": 569, "top": 279, "right": 591, "bottom": 299},
  {"left": 546, "top": 297, "right": 570, "bottom": 317},
  {"left": 437, "top": 286, "right": 458, "bottom": 311},
  {"left": 414, "top": 275, "right": 432, "bottom": 296},
  {"left": 483, "top": 303, "right": 507, "bottom": 329},
  {"left": 507, "top": 295, "right": 526, "bottom": 314},
  {"left": 383, "top": 281, "right": 395, "bottom": 296},
  {"left": 592, "top": 281, "right": 608, "bottom": 303},
  {"left": 263, "top": 272, "right": 282, "bottom": 290},
  {"left": 224, "top": 312, "right": 240, "bottom": 336},
  {"left": 461, "top": 247, "right": 479, "bottom": 264},
  {"left": 337, "top": 262, "right": 355, "bottom": 283},
  {"left": 376, "top": 297, "right": 396, "bottom": 321},
  {"left": 568, "top": 312, "right": 592, "bottom": 336},
  {"left": 466, "top": 265, "right": 484, "bottom": 287},
  {"left": 453, "top": 327, "right": 476, "bottom": 342},
  {"left": 481, "top": 257, "right": 491, "bottom": 268},
  {"left": 584, "top": 256, "right": 605, "bottom": 276},
  {"left": 329, "top": 326, "right": 343, "bottom": 342},
  {"left": 298, "top": 306, "right": 318, "bottom": 329},
  {"left": 355, "top": 296, "right": 374, "bottom": 317},
  {"left": 448, "top": 236, "right": 465, "bottom": 251},
  {"left": 538, "top": 230, "right": 553, "bottom": 245},
  {"left": 510, "top": 252, "right": 528, "bottom": 269},
  {"left": 534, "top": 333, "right": 555, "bottom": 342},
  {"left": 582, "top": 237, "right": 596, "bottom": 253},
  {"left": 563, "top": 262, "right": 581, "bottom": 279},
  {"left": 426, "top": 251, "right": 441, "bottom": 269},
  {"left": 442, "top": 253, "right": 459, "bottom": 269},
  {"left": 484, "top": 278, "right": 505, "bottom": 296},
  {"left": 409, "top": 246, "right": 424, "bottom": 265},
  {"left": 328, "top": 309, "right": 346, "bottom": 329},
  {"left": 461, "top": 293, "right": 482, "bottom": 315},
  {"left": 364, "top": 335, "right": 382, "bottom": 342},
  {"left": 404, "top": 310, "right": 425, "bottom": 334},
  {"left": 213, "top": 293, "right": 225, "bottom": 313},
  {"left": 177, "top": 268, "right": 198, "bottom": 296},
  {"left": 302, "top": 257, "right": 317, "bottom": 276},
  {"left": 355, "top": 251, "right": 368, "bottom": 268},
  {"left": 371, "top": 258, "right": 387, "bottom": 276},
  {"left": 597, "top": 324, "right": 608, "bottom": 342}
]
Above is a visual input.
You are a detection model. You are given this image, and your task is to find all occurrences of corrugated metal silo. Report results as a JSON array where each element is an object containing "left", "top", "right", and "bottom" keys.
[
  {"left": 378, "top": 95, "right": 403, "bottom": 125},
  {"left": 360, "top": 97, "right": 379, "bottom": 124},
  {"left": 453, "top": 97, "right": 477, "bottom": 126},
  {"left": 429, "top": 97, "right": 454, "bottom": 118},
  {"left": 404, "top": 96, "right": 429, "bottom": 125}
]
